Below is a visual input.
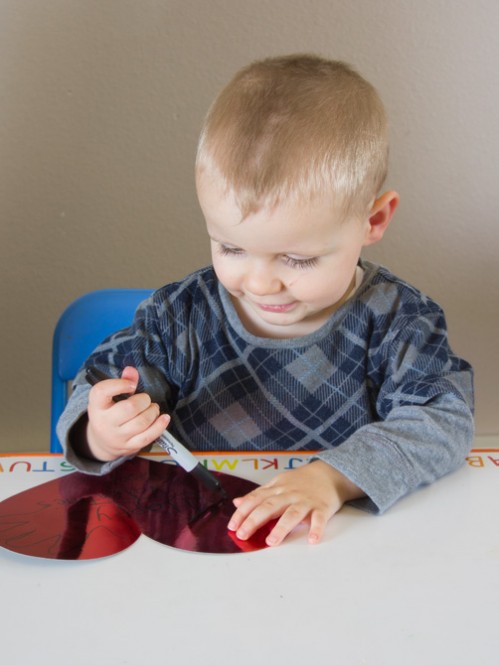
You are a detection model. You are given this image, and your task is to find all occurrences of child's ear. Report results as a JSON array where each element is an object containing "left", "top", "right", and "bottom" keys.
[{"left": 363, "top": 191, "right": 399, "bottom": 246}]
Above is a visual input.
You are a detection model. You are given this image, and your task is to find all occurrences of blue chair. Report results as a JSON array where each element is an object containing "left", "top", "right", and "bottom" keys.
[{"left": 51, "top": 288, "right": 153, "bottom": 453}]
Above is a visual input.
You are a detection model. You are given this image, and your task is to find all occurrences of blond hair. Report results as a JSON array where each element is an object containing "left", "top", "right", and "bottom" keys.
[{"left": 196, "top": 54, "right": 389, "bottom": 219}]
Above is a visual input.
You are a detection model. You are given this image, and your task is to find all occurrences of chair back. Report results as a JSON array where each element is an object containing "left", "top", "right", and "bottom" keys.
[{"left": 51, "top": 288, "right": 153, "bottom": 452}]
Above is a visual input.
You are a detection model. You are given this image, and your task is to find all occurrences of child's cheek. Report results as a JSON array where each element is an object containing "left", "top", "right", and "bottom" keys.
[{"left": 213, "top": 261, "right": 238, "bottom": 292}]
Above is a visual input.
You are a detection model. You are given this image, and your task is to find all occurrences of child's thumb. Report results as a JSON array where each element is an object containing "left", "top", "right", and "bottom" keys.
[{"left": 121, "top": 365, "right": 139, "bottom": 388}]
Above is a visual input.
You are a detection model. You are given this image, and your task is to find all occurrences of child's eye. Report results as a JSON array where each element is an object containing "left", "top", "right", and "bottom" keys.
[
  {"left": 283, "top": 255, "right": 319, "bottom": 270},
  {"left": 218, "top": 245, "right": 245, "bottom": 257}
]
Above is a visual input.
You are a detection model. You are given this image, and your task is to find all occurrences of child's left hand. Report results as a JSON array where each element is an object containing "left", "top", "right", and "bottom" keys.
[{"left": 227, "top": 461, "right": 365, "bottom": 547}]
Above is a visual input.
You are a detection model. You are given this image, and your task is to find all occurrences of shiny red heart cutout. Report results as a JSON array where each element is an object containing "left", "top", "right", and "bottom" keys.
[{"left": 0, "top": 458, "right": 273, "bottom": 559}]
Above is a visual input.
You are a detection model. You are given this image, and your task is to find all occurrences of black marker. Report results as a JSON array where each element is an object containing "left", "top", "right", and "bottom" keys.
[{"left": 85, "top": 367, "right": 227, "bottom": 498}]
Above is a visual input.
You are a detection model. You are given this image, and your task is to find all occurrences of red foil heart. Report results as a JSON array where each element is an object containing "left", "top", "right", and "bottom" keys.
[{"left": 0, "top": 457, "right": 272, "bottom": 559}]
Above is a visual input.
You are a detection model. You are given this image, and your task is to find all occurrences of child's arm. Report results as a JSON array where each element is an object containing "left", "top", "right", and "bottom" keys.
[
  {"left": 313, "top": 390, "right": 473, "bottom": 515},
  {"left": 229, "top": 300, "right": 474, "bottom": 546},
  {"left": 228, "top": 461, "right": 365, "bottom": 546},
  {"left": 84, "top": 366, "right": 170, "bottom": 462},
  {"left": 56, "top": 289, "right": 178, "bottom": 473}
]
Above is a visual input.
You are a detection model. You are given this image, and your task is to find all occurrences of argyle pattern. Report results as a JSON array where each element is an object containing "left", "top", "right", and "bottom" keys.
[{"left": 79, "top": 262, "right": 472, "bottom": 453}]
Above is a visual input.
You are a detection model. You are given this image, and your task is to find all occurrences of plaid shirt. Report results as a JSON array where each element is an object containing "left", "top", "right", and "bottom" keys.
[{"left": 60, "top": 260, "right": 474, "bottom": 513}]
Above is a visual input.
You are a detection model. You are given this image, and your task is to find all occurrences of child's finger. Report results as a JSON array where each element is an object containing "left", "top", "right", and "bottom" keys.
[
  {"left": 264, "top": 504, "right": 310, "bottom": 547},
  {"left": 123, "top": 413, "right": 171, "bottom": 453},
  {"left": 229, "top": 489, "right": 293, "bottom": 541},
  {"left": 112, "top": 392, "right": 155, "bottom": 423},
  {"left": 118, "top": 400, "right": 162, "bottom": 437},
  {"left": 227, "top": 487, "right": 268, "bottom": 533},
  {"left": 120, "top": 366, "right": 140, "bottom": 385},
  {"left": 307, "top": 509, "right": 329, "bottom": 545},
  {"left": 88, "top": 376, "right": 137, "bottom": 409}
]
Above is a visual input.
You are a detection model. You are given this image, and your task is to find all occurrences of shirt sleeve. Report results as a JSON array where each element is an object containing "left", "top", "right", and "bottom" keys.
[
  {"left": 56, "top": 291, "right": 176, "bottom": 474},
  {"left": 315, "top": 309, "right": 474, "bottom": 514}
]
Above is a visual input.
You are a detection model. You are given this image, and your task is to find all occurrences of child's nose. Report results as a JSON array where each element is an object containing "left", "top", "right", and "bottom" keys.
[{"left": 244, "top": 263, "right": 282, "bottom": 295}]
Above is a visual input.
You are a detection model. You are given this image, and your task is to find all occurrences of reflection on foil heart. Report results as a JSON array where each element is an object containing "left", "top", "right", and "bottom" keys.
[{"left": 0, "top": 458, "right": 273, "bottom": 559}]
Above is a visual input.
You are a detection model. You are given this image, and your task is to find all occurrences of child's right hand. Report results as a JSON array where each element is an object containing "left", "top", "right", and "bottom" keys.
[{"left": 86, "top": 366, "right": 170, "bottom": 462}]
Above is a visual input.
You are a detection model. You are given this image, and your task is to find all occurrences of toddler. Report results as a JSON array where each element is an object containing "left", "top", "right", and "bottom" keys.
[{"left": 58, "top": 54, "right": 474, "bottom": 547}]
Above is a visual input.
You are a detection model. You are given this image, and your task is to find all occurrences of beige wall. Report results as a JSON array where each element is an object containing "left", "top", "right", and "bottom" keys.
[{"left": 1, "top": 0, "right": 498, "bottom": 452}]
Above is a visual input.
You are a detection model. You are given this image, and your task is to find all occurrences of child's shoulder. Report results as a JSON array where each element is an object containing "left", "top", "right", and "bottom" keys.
[
  {"left": 359, "top": 260, "right": 445, "bottom": 321},
  {"left": 146, "top": 266, "right": 222, "bottom": 324},
  {"left": 151, "top": 266, "right": 218, "bottom": 302}
]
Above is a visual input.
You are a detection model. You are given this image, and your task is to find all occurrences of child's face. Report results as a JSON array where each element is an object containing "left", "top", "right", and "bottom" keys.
[{"left": 197, "top": 173, "right": 374, "bottom": 338}]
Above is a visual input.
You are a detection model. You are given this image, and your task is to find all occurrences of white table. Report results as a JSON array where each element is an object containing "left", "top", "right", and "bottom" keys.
[{"left": 1, "top": 438, "right": 498, "bottom": 665}]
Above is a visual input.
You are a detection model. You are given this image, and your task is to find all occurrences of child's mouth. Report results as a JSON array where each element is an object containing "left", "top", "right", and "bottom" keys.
[{"left": 256, "top": 301, "right": 297, "bottom": 313}]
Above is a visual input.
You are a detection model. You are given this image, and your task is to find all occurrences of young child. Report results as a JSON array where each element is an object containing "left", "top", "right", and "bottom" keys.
[{"left": 57, "top": 54, "right": 474, "bottom": 547}]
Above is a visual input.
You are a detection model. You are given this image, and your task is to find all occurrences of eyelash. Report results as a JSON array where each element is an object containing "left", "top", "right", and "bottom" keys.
[
  {"left": 283, "top": 256, "right": 319, "bottom": 270},
  {"left": 217, "top": 245, "right": 319, "bottom": 270},
  {"left": 218, "top": 245, "right": 244, "bottom": 257}
]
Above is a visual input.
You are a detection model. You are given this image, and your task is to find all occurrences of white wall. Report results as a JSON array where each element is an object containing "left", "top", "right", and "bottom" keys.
[{"left": 1, "top": 0, "right": 498, "bottom": 452}]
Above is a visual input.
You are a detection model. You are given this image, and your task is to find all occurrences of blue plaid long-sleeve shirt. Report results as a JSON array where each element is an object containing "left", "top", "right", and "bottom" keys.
[{"left": 58, "top": 260, "right": 474, "bottom": 513}]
